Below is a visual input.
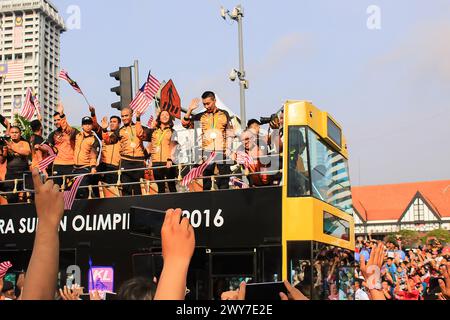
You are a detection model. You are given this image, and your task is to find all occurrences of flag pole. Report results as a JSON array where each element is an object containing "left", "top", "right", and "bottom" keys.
[{"left": 82, "top": 93, "right": 91, "bottom": 107}]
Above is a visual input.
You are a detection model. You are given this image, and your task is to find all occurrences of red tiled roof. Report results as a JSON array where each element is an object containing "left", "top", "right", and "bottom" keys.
[{"left": 352, "top": 180, "right": 450, "bottom": 222}]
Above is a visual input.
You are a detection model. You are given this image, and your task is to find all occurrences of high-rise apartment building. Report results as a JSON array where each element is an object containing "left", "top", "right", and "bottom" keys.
[{"left": 0, "top": 0, "right": 65, "bottom": 136}]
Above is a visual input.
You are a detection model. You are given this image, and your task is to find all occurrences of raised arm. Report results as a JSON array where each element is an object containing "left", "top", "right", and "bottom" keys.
[
  {"left": 22, "top": 169, "right": 64, "bottom": 300},
  {"left": 135, "top": 112, "right": 146, "bottom": 140},
  {"left": 182, "top": 99, "right": 201, "bottom": 129},
  {"left": 89, "top": 106, "right": 102, "bottom": 136},
  {"left": 0, "top": 114, "right": 11, "bottom": 135},
  {"left": 154, "top": 208, "right": 195, "bottom": 300},
  {"left": 360, "top": 242, "right": 386, "bottom": 300}
]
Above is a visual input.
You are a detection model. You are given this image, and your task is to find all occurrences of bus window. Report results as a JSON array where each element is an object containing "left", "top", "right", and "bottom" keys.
[
  {"left": 307, "top": 129, "right": 353, "bottom": 214},
  {"left": 287, "top": 127, "right": 310, "bottom": 197}
]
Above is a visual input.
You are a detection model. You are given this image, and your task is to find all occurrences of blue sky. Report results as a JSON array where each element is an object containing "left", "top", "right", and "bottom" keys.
[{"left": 54, "top": 0, "right": 450, "bottom": 186}]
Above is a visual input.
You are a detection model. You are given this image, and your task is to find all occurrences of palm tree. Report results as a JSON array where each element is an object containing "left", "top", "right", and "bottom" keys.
[{"left": 13, "top": 114, "right": 33, "bottom": 140}]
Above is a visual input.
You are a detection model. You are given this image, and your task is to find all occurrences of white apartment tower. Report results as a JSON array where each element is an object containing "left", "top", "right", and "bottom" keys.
[{"left": 0, "top": 0, "right": 65, "bottom": 136}]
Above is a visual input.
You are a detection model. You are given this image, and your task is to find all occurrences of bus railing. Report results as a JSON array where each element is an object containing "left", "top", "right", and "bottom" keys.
[{"left": 0, "top": 154, "right": 283, "bottom": 200}]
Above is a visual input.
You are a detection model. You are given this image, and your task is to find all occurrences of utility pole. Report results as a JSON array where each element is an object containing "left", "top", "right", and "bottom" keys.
[
  {"left": 221, "top": 5, "right": 249, "bottom": 125},
  {"left": 133, "top": 60, "right": 139, "bottom": 97}
]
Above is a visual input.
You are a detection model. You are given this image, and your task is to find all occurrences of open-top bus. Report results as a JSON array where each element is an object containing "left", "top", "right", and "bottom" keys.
[{"left": 0, "top": 100, "right": 355, "bottom": 300}]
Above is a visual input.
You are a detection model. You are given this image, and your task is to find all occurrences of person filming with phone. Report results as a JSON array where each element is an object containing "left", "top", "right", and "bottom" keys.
[{"left": 0, "top": 126, "right": 31, "bottom": 203}]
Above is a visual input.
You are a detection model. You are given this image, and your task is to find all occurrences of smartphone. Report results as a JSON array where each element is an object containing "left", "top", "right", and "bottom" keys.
[
  {"left": 105, "top": 292, "right": 117, "bottom": 300},
  {"left": 129, "top": 207, "right": 166, "bottom": 239},
  {"left": 79, "top": 294, "right": 90, "bottom": 301},
  {"left": 245, "top": 282, "right": 288, "bottom": 301},
  {"left": 23, "top": 172, "right": 46, "bottom": 192}
]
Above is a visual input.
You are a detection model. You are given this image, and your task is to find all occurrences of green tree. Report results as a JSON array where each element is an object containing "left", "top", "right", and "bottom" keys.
[
  {"left": 422, "top": 229, "right": 450, "bottom": 245},
  {"left": 397, "top": 230, "right": 420, "bottom": 249},
  {"left": 384, "top": 234, "right": 397, "bottom": 244}
]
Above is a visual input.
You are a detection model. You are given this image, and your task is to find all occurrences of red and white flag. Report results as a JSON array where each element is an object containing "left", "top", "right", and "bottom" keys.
[
  {"left": 63, "top": 175, "right": 85, "bottom": 211},
  {"left": 20, "top": 88, "right": 35, "bottom": 120},
  {"left": 181, "top": 152, "right": 217, "bottom": 187},
  {"left": 0, "top": 261, "right": 12, "bottom": 279},
  {"left": 5, "top": 61, "right": 24, "bottom": 81},
  {"left": 38, "top": 144, "right": 57, "bottom": 172},
  {"left": 59, "top": 69, "right": 83, "bottom": 95},
  {"left": 130, "top": 72, "right": 160, "bottom": 115},
  {"left": 230, "top": 177, "right": 249, "bottom": 189},
  {"left": 236, "top": 151, "right": 255, "bottom": 169}
]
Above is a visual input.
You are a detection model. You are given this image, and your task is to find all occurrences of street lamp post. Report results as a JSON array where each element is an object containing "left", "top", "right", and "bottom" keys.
[{"left": 221, "top": 5, "right": 248, "bottom": 125}]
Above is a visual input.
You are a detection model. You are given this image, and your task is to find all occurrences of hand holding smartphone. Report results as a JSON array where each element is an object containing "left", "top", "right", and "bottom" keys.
[
  {"left": 245, "top": 282, "right": 288, "bottom": 300},
  {"left": 129, "top": 207, "right": 166, "bottom": 239},
  {"left": 23, "top": 172, "right": 46, "bottom": 192}
]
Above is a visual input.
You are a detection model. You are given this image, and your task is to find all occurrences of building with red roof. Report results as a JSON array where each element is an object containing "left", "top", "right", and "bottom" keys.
[{"left": 352, "top": 180, "right": 450, "bottom": 236}]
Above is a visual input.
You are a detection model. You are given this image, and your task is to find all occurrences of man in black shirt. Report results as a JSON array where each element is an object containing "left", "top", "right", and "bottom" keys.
[{"left": 0, "top": 126, "right": 31, "bottom": 203}]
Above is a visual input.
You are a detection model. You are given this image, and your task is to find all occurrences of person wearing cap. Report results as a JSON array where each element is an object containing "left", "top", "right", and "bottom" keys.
[
  {"left": 182, "top": 91, "right": 234, "bottom": 190},
  {"left": 247, "top": 119, "right": 261, "bottom": 136},
  {"left": 72, "top": 116, "right": 100, "bottom": 199},
  {"left": 47, "top": 103, "right": 79, "bottom": 186},
  {"left": 103, "top": 108, "right": 150, "bottom": 196}
]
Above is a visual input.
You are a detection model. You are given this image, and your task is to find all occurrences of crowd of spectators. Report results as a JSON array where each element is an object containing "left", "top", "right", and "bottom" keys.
[{"left": 353, "top": 234, "right": 450, "bottom": 300}]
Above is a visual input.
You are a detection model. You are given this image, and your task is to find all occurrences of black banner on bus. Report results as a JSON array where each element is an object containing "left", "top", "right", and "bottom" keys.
[{"left": 0, "top": 187, "right": 282, "bottom": 250}]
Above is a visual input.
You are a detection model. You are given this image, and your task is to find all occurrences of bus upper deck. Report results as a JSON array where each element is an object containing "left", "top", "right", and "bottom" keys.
[{"left": 0, "top": 100, "right": 356, "bottom": 300}]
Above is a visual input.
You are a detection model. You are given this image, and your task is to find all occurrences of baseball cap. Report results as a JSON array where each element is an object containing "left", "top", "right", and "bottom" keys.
[
  {"left": 247, "top": 119, "right": 261, "bottom": 128},
  {"left": 81, "top": 116, "right": 93, "bottom": 125}
]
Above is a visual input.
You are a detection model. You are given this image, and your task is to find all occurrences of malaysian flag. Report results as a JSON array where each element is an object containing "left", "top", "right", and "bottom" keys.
[
  {"left": 181, "top": 152, "right": 217, "bottom": 187},
  {"left": 130, "top": 72, "right": 160, "bottom": 114},
  {"left": 20, "top": 88, "right": 35, "bottom": 120},
  {"left": 38, "top": 144, "right": 57, "bottom": 172},
  {"left": 0, "top": 261, "right": 12, "bottom": 279},
  {"left": 236, "top": 151, "right": 255, "bottom": 169},
  {"left": 230, "top": 177, "right": 249, "bottom": 189},
  {"left": 5, "top": 61, "right": 24, "bottom": 81},
  {"left": 63, "top": 175, "right": 85, "bottom": 211},
  {"left": 59, "top": 69, "right": 83, "bottom": 95}
]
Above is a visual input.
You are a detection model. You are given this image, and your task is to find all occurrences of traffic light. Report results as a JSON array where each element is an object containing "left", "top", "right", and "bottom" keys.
[{"left": 110, "top": 67, "right": 133, "bottom": 110}]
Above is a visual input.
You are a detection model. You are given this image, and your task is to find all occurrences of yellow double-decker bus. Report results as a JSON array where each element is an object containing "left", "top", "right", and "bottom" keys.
[
  {"left": 0, "top": 100, "right": 354, "bottom": 300},
  {"left": 281, "top": 101, "right": 355, "bottom": 299}
]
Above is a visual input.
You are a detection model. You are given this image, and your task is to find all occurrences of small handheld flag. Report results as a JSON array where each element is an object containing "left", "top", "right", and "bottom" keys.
[
  {"left": 59, "top": 69, "right": 83, "bottom": 94},
  {"left": 63, "top": 175, "right": 85, "bottom": 211},
  {"left": 38, "top": 144, "right": 58, "bottom": 172},
  {"left": 130, "top": 72, "right": 160, "bottom": 115},
  {"left": 181, "top": 152, "right": 217, "bottom": 187},
  {"left": 0, "top": 261, "right": 12, "bottom": 279}
]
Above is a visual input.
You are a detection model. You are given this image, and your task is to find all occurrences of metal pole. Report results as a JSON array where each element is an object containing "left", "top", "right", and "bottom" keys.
[
  {"left": 133, "top": 60, "right": 140, "bottom": 97},
  {"left": 237, "top": 5, "right": 246, "bottom": 125}
]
